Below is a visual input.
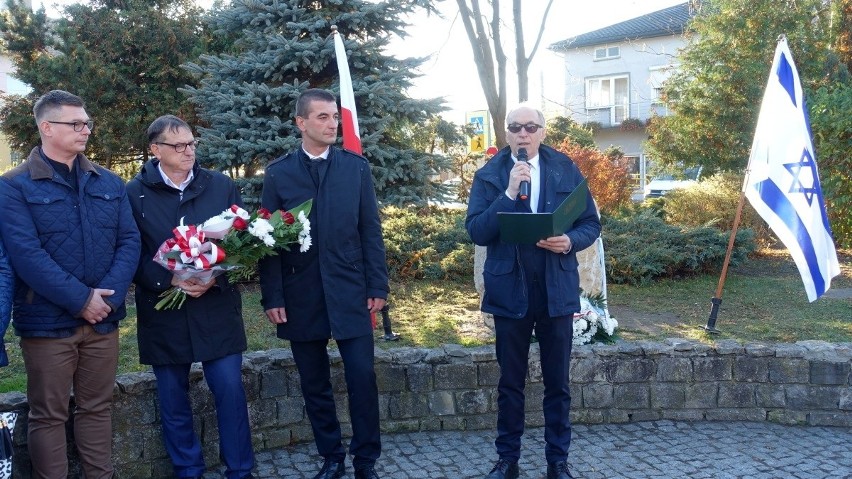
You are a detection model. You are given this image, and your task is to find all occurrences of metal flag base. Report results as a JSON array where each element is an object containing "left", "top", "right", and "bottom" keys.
[
  {"left": 380, "top": 304, "right": 401, "bottom": 341},
  {"left": 703, "top": 297, "right": 722, "bottom": 334}
]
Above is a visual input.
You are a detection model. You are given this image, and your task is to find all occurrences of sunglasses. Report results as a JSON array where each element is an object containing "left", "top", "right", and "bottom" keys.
[{"left": 507, "top": 123, "right": 543, "bottom": 134}]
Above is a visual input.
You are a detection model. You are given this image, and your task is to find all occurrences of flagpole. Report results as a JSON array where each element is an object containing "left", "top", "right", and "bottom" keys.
[{"left": 704, "top": 188, "right": 748, "bottom": 333}]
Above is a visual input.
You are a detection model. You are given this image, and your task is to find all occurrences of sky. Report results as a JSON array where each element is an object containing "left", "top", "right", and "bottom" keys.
[{"left": 31, "top": 0, "right": 684, "bottom": 124}]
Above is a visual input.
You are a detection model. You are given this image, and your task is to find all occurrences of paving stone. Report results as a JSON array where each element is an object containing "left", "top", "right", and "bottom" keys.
[{"left": 204, "top": 421, "right": 852, "bottom": 478}]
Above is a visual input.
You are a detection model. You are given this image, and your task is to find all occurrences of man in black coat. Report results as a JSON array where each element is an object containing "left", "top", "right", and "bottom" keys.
[
  {"left": 127, "top": 115, "right": 255, "bottom": 479},
  {"left": 259, "top": 89, "right": 389, "bottom": 479}
]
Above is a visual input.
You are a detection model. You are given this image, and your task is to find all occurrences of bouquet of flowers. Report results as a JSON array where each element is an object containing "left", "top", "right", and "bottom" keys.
[
  {"left": 153, "top": 199, "right": 312, "bottom": 310},
  {"left": 572, "top": 293, "right": 618, "bottom": 346}
]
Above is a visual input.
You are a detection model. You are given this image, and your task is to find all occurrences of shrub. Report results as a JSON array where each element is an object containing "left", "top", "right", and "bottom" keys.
[
  {"left": 602, "top": 210, "right": 757, "bottom": 285},
  {"left": 583, "top": 121, "right": 603, "bottom": 132},
  {"left": 546, "top": 116, "right": 596, "bottom": 148},
  {"left": 554, "top": 140, "right": 633, "bottom": 213},
  {"left": 810, "top": 83, "right": 852, "bottom": 248},
  {"left": 661, "top": 171, "right": 775, "bottom": 247},
  {"left": 619, "top": 117, "right": 644, "bottom": 131},
  {"left": 381, "top": 206, "right": 473, "bottom": 281}
]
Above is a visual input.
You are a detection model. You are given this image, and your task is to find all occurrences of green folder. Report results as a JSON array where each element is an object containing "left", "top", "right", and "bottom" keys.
[{"left": 498, "top": 179, "right": 589, "bottom": 244}]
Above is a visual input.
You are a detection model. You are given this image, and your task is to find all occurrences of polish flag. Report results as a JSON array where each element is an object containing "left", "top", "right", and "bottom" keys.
[{"left": 333, "top": 29, "right": 362, "bottom": 155}]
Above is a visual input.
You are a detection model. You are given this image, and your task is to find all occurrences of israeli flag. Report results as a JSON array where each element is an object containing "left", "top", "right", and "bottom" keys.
[{"left": 744, "top": 37, "right": 840, "bottom": 302}]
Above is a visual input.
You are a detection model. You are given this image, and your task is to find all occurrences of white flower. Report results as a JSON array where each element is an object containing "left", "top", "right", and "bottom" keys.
[
  {"left": 299, "top": 235, "right": 312, "bottom": 253},
  {"left": 248, "top": 217, "right": 274, "bottom": 239},
  {"left": 600, "top": 315, "right": 618, "bottom": 336},
  {"left": 297, "top": 212, "right": 312, "bottom": 252},
  {"left": 573, "top": 317, "right": 588, "bottom": 334}
]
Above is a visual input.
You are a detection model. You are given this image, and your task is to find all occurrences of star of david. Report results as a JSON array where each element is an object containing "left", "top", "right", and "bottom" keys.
[{"left": 783, "top": 148, "right": 819, "bottom": 206}]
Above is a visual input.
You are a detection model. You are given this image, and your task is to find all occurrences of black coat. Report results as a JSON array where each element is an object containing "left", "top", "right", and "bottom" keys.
[
  {"left": 258, "top": 146, "right": 389, "bottom": 341},
  {"left": 127, "top": 160, "right": 247, "bottom": 365}
]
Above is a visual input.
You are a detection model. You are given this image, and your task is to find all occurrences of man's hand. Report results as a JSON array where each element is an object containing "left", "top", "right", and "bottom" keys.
[
  {"left": 80, "top": 288, "right": 114, "bottom": 324},
  {"left": 505, "top": 161, "right": 532, "bottom": 199},
  {"left": 537, "top": 234, "right": 572, "bottom": 254},
  {"left": 367, "top": 297, "right": 386, "bottom": 315},
  {"left": 171, "top": 275, "right": 216, "bottom": 299},
  {"left": 265, "top": 307, "right": 287, "bottom": 324}
]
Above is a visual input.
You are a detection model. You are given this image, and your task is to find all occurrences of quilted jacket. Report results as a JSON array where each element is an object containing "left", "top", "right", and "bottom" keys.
[
  {"left": 0, "top": 147, "right": 140, "bottom": 335},
  {"left": 0, "top": 236, "right": 11, "bottom": 366}
]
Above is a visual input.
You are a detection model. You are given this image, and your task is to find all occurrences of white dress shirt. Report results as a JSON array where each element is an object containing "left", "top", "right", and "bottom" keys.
[{"left": 507, "top": 153, "right": 541, "bottom": 212}]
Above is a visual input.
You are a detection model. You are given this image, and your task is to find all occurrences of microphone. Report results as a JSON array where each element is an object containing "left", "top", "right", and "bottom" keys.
[{"left": 518, "top": 147, "right": 530, "bottom": 200}]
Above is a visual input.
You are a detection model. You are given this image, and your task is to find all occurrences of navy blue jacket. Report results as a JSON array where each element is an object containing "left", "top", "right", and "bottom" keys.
[
  {"left": 466, "top": 145, "right": 601, "bottom": 318},
  {"left": 127, "top": 160, "right": 247, "bottom": 365},
  {"left": 0, "top": 235, "right": 12, "bottom": 366},
  {"left": 258, "top": 146, "right": 389, "bottom": 341},
  {"left": 0, "top": 147, "right": 140, "bottom": 335}
]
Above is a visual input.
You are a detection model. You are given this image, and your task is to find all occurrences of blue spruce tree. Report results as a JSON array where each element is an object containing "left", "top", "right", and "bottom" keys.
[{"left": 183, "top": 0, "right": 450, "bottom": 206}]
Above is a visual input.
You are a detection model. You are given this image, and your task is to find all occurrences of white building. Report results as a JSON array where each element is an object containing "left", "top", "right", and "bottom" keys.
[
  {"left": 549, "top": 2, "right": 694, "bottom": 190},
  {"left": 1, "top": 0, "right": 33, "bottom": 170}
]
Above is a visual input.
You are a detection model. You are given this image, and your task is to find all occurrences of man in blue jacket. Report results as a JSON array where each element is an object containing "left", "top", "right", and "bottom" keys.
[
  {"left": 466, "top": 105, "right": 601, "bottom": 479},
  {"left": 259, "top": 89, "right": 389, "bottom": 479},
  {"left": 0, "top": 90, "right": 140, "bottom": 478},
  {"left": 0, "top": 234, "right": 11, "bottom": 369}
]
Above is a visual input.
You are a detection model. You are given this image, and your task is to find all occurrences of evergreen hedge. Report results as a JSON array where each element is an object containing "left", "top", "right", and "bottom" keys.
[{"left": 602, "top": 210, "right": 757, "bottom": 285}]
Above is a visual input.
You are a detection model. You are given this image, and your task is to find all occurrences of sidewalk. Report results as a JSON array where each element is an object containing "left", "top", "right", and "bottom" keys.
[{"left": 221, "top": 420, "right": 852, "bottom": 478}]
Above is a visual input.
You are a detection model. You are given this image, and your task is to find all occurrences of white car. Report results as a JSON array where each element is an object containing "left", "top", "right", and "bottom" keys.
[{"left": 644, "top": 167, "right": 702, "bottom": 199}]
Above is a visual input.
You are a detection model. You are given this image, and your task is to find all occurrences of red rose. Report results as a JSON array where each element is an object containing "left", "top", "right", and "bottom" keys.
[
  {"left": 233, "top": 217, "right": 249, "bottom": 230},
  {"left": 282, "top": 211, "right": 295, "bottom": 225},
  {"left": 258, "top": 207, "right": 272, "bottom": 219}
]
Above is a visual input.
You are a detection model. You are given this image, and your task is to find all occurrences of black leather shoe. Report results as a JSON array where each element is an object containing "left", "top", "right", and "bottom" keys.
[
  {"left": 547, "top": 460, "right": 574, "bottom": 479},
  {"left": 313, "top": 459, "right": 345, "bottom": 479},
  {"left": 354, "top": 464, "right": 380, "bottom": 479},
  {"left": 485, "top": 458, "right": 519, "bottom": 479}
]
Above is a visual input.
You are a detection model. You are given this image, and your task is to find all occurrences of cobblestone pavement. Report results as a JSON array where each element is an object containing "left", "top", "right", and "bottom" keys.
[{"left": 213, "top": 421, "right": 852, "bottom": 478}]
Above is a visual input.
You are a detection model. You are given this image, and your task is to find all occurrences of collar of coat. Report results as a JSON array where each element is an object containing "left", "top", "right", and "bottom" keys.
[
  {"left": 139, "top": 158, "right": 202, "bottom": 188},
  {"left": 20, "top": 146, "right": 100, "bottom": 181}
]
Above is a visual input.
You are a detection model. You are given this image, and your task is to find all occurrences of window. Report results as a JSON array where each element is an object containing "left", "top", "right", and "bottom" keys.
[
  {"left": 593, "top": 45, "right": 620, "bottom": 60},
  {"left": 585, "top": 75, "right": 629, "bottom": 124},
  {"left": 648, "top": 65, "right": 675, "bottom": 104}
]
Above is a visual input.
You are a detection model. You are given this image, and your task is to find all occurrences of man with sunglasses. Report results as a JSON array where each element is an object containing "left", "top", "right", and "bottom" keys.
[
  {"left": 466, "top": 105, "right": 601, "bottom": 479},
  {"left": 0, "top": 90, "right": 140, "bottom": 478}
]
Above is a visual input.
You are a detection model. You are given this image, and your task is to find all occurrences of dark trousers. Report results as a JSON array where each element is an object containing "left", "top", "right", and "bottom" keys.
[
  {"left": 493, "top": 281, "right": 574, "bottom": 463},
  {"left": 153, "top": 353, "right": 255, "bottom": 479},
  {"left": 290, "top": 334, "right": 381, "bottom": 467}
]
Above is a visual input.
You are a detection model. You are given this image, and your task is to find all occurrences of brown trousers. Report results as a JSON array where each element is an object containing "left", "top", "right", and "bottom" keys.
[{"left": 21, "top": 325, "right": 119, "bottom": 479}]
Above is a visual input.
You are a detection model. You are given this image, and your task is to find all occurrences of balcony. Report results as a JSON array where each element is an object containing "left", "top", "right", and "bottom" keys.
[{"left": 576, "top": 99, "right": 671, "bottom": 129}]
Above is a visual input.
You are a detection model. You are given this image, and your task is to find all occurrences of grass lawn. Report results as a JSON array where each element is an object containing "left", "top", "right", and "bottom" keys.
[
  {"left": 1, "top": 248, "right": 849, "bottom": 393},
  {"left": 609, "top": 247, "right": 851, "bottom": 343}
]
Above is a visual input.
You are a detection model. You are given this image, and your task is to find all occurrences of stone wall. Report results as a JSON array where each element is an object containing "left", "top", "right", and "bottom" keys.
[{"left": 1, "top": 339, "right": 850, "bottom": 477}]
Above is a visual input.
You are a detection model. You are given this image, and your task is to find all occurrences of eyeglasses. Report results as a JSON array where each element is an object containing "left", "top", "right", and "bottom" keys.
[
  {"left": 47, "top": 120, "right": 94, "bottom": 132},
  {"left": 155, "top": 140, "right": 199, "bottom": 153},
  {"left": 507, "top": 123, "right": 543, "bottom": 134}
]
